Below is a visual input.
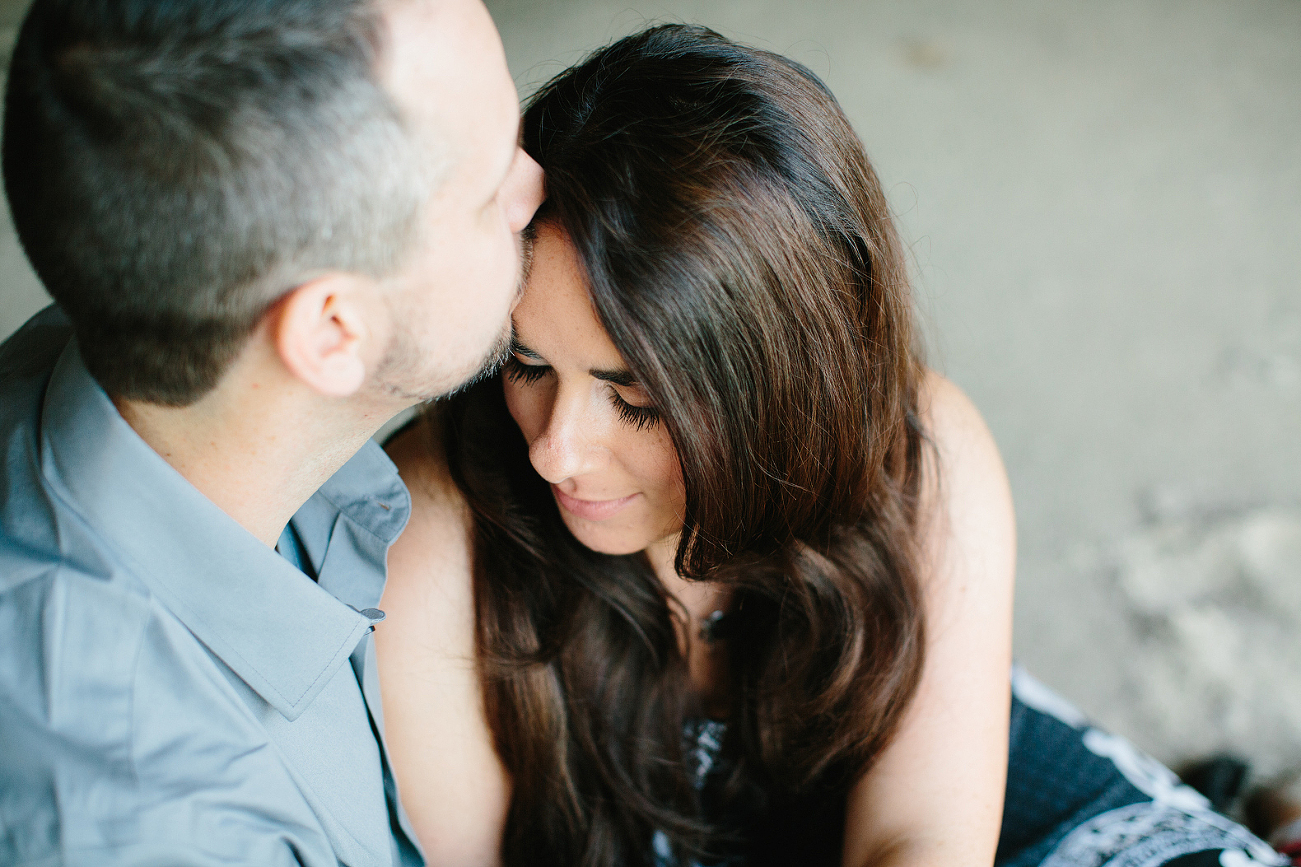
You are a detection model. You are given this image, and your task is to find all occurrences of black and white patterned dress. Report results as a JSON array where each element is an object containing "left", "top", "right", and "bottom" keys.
[
  {"left": 998, "top": 666, "right": 1280, "bottom": 867},
  {"left": 655, "top": 667, "right": 1284, "bottom": 867}
]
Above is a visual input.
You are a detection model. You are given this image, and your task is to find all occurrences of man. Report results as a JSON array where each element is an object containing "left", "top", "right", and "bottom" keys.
[{"left": 0, "top": 0, "right": 543, "bottom": 864}]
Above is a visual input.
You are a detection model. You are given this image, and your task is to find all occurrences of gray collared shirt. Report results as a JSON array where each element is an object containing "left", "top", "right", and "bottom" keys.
[{"left": 0, "top": 308, "right": 425, "bottom": 867}]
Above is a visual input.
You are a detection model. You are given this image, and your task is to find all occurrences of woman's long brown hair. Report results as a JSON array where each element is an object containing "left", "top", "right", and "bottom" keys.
[{"left": 437, "top": 24, "right": 929, "bottom": 867}]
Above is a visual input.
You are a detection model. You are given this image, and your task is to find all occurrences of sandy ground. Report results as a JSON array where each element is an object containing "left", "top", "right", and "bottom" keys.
[{"left": 1, "top": 0, "right": 1298, "bottom": 779}]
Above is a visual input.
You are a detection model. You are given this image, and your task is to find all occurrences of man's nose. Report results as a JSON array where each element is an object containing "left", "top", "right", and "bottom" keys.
[
  {"left": 503, "top": 148, "right": 545, "bottom": 235},
  {"left": 528, "top": 392, "right": 606, "bottom": 484}
]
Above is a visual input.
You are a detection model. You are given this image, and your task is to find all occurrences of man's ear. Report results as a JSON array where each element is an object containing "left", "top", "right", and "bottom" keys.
[{"left": 273, "top": 274, "right": 386, "bottom": 398}]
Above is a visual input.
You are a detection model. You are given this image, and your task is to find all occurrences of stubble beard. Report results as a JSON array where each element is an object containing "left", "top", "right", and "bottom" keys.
[
  {"left": 437, "top": 321, "right": 512, "bottom": 399},
  {"left": 373, "top": 227, "right": 536, "bottom": 404},
  {"left": 371, "top": 317, "right": 510, "bottom": 406}
]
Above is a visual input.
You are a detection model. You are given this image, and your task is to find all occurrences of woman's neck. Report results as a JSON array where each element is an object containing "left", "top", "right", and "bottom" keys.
[
  {"left": 644, "top": 533, "right": 679, "bottom": 585},
  {"left": 645, "top": 534, "right": 730, "bottom": 621},
  {"left": 645, "top": 534, "right": 734, "bottom": 717}
]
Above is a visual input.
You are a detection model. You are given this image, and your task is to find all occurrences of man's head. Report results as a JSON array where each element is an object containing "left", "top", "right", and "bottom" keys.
[
  {"left": 366, "top": 0, "right": 543, "bottom": 403},
  {"left": 3, "top": 0, "right": 542, "bottom": 408}
]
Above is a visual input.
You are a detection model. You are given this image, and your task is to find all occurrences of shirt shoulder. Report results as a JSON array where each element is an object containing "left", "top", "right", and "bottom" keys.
[
  {"left": 0, "top": 304, "right": 71, "bottom": 385},
  {"left": 0, "top": 306, "right": 76, "bottom": 590},
  {"left": 0, "top": 568, "right": 340, "bottom": 866}
]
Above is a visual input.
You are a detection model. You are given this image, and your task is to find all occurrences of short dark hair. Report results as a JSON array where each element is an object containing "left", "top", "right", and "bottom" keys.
[{"left": 3, "top": 0, "right": 423, "bottom": 405}]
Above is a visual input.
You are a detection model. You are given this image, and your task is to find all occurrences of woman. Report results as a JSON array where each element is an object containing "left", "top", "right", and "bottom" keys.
[{"left": 376, "top": 25, "right": 1281, "bottom": 867}]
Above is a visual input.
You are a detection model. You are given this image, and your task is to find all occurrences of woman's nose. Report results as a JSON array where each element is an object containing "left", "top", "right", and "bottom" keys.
[{"left": 527, "top": 393, "right": 607, "bottom": 484}]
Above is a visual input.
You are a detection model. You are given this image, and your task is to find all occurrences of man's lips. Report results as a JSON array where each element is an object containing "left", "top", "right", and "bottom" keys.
[{"left": 552, "top": 486, "right": 639, "bottom": 521}]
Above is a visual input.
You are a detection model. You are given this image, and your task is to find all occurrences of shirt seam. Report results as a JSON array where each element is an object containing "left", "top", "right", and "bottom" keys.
[
  {"left": 126, "top": 601, "right": 152, "bottom": 792},
  {"left": 313, "top": 485, "right": 406, "bottom": 546},
  {"left": 38, "top": 474, "right": 357, "bottom": 714},
  {"left": 313, "top": 442, "right": 409, "bottom": 546}
]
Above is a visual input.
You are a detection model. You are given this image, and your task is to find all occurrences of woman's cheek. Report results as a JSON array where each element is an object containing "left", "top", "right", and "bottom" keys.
[
  {"left": 629, "top": 428, "right": 687, "bottom": 512},
  {"left": 502, "top": 381, "right": 536, "bottom": 441}
]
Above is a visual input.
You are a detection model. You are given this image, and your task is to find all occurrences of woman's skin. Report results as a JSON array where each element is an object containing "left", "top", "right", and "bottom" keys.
[{"left": 377, "top": 222, "right": 1017, "bottom": 867}]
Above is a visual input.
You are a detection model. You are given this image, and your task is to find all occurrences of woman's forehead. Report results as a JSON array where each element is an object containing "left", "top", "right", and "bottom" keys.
[{"left": 514, "top": 223, "right": 624, "bottom": 370}]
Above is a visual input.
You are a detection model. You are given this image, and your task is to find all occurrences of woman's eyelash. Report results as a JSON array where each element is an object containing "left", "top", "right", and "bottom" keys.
[
  {"left": 506, "top": 355, "right": 659, "bottom": 431},
  {"left": 610, "top": 391, "right": 661, "bottom": 432},
  {"left": 504, "top": 356, "right": 550, "bottom": 385}
]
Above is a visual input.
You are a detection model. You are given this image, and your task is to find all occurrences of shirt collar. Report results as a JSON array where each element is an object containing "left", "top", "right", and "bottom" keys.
[{"left": 39, "top": 342, "right": 410, "bottom": 721}]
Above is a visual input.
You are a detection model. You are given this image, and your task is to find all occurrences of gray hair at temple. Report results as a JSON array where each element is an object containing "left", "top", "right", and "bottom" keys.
[{"left": 2, "top": 0, "right": 425, "bottom": 405}]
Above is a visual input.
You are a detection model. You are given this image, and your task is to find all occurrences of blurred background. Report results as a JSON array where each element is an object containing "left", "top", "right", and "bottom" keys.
[{"left": 1, "top": 0, "right": 1299, "bottom": 777}]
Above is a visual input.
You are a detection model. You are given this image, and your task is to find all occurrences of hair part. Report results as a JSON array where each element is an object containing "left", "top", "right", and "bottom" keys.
[
  {"left": 441, "top": 23, "right": 929, "bottom": 867},
  {"left": 3, "top": 0, "right": 426, "bottom": 405}
]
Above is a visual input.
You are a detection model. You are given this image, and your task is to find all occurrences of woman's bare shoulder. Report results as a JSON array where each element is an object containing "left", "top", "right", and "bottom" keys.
[
  {"left": 378, "top": 417, "right": 507, "bottom": 862},
  {"left": 381, "top": 415, "right": 474, "bottom": 616},
  {"left": 917, "top": 370, "right": 995, "bottom": 461},
  {"left": 913, "top": 369, "right": 1016, "bottom": 608},
  {"left": 386, "top": 415, "right": 466, "bottom": 521},
  {"left": 916, "top": 371, "right": 1012, "bottom": 522},
  {"left": 842, "top": 373, "right": 1015, "bottom": 867}
]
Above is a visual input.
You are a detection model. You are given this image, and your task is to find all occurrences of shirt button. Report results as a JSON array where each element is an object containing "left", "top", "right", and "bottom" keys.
[{"left": 349, "top": 606, "right": 387, "bottom": 633}]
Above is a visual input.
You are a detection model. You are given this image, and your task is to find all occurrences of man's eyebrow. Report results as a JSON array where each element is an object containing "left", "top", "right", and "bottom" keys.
[
  {"left": 590, "top": 367, "right": 638, "bottom": 388},
  {"left": 510, "top": 336, "right": 545, "bottom": 361}
]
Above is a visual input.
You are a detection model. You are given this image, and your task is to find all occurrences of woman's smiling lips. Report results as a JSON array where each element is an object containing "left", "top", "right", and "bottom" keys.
[{"left": 552, "top": 486, "right": 640, "bottom": 521}]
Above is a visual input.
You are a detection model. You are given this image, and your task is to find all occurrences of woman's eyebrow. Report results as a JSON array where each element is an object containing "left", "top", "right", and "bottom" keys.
[
  {"left": 510, "top": 336, "right": 545, "bottom": 361},
  {"left": 590, "top": 367, "right": 638, "bottom": 387},
  {"left": 512, "top": 333, "right": 638, "bottom": 386}
]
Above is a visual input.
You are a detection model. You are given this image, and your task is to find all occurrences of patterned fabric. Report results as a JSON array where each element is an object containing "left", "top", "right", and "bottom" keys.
[
  {"left": 998, "top": 667, "right": 1284, "bottom": 867},
  {"left": 656, "top": 668, "right": 1284, "bottom": 867},
  {"left": 685, "top": 718, "right": 729, "bottom": 791},
  {"left": 652, "top": 719, "right": 744, "bottom": 867}
]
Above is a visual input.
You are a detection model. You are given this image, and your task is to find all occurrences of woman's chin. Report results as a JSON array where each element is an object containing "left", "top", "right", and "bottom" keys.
[{"left": 559, "top": 513, "right": 651, "bottom": 557}]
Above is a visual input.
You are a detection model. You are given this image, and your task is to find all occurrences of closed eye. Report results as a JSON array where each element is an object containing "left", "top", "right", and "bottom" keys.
[
  {"left": 504, "top": 355, "right": 551, "bottom": 385},
  {"left": 505, "top": 351, "right": 660, "bottom": 431},
  {"left": 607, "top": 388, "right": 661, "bottom": 431}
]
